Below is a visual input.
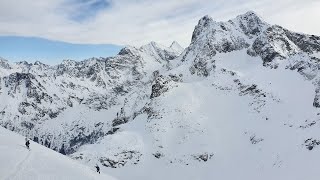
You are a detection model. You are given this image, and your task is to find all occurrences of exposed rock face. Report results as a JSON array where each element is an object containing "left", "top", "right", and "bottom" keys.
[
  {"left": 150, "top": 75, "right": 171, "bottom": 99},
  {"left": 0, "top": 42, "right": 182, "bottom": 156},
  {"left": 0, "top": 58, "right": 12, "bottom": 69}
]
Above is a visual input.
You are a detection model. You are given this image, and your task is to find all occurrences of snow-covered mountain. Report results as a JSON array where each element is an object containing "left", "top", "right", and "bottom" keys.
[
  {"left": 1, "top": 11, "right": 320, "bottom": 179},
  {"left": 0, "top": 126, "right": 116, "bottom": 180},
  {"left": 0, "top": 42, "right": 182, "bottom": 153},
  {"left": 169, "top": 41, "right": 184, "bottom": 54}
]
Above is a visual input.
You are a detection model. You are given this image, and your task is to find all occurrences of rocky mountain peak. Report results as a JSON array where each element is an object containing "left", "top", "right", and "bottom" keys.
[
  {"left": 170, "top": 41, "right": 184, "bottom": 54},
  {"left": 0, "top": 57, "right": 11, "bottom": 69},
  {"left": 191, "top": 15, "right": 214, "bottom": 42},
  {"left": 234, "top": 11, "right": 263, "bottom": 22},
  {"left": 117, "top": 46, "right": 139, "bottom": 56},
  {"left": 231, "top": 11, "right": 268, "bottom": 37},
  {"left": 61, "top": 59, "right": 77, "bottom": 67},
  {"left": 140, "top": 41, "right": 182, "bottom": 62},
  {"left": 198, "top": 15, "right": 214, "bottom": 27},
  {"left": 33, "top": 61, "right": 50, "bottom": 68},
  {"left": 141, "top": 41, "right": 167, "bottom": 51},
  {"left": 192, "top": 11, "right": 268, "bottom": 43},
  {"left": 16, "top": 61, "right": 32, "bottom": 66},
  {"left": 187, "top": 11, "right": 320, "bottom": 67}
]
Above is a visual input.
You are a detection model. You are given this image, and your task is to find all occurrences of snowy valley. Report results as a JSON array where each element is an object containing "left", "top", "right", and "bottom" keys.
[{"left": 1, "top": 11, "right": 320, "bottom": 180}]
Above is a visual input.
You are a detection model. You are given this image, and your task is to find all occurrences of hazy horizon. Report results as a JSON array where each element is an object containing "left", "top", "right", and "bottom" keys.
[{"left": 0, "top": 36, "right": 122, "bottom": 64}]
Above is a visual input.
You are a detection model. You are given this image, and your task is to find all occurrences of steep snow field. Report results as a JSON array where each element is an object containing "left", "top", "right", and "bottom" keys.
[
  {"left": 0, "top": 127, "right": 116, "bottom": 180},
  {"left": 79, "top": 50, "right": 320, "bottom": 180}
]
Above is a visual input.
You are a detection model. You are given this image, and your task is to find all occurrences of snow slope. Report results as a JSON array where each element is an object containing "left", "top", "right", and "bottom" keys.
[
  {"left": 0, "top": 126, "right": 116, "bottom": 180},
  {"left": 74, "top": 50, "right": 320, "bottom": 180}
]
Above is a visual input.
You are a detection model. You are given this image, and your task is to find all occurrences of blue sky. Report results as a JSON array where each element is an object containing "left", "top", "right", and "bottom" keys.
[
  {"left": 0, "top": 0, "right": 319, "bottom": 63},
  {"left": 0, "top": 36, "right": 122, "bottom": 64}
]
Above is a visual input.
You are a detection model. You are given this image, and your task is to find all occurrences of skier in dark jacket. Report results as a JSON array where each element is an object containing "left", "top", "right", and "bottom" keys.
[
  {"left": 95, "top": 165, "right": 100, "bottom": 174},
  {"left": 25, "top": 138, "right": 30, "bottom": 149}
]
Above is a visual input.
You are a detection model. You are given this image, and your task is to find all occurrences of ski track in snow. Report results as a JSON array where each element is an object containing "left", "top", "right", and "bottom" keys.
[{"left": 4, "top": 146, "right": 31, "bottom": 180}]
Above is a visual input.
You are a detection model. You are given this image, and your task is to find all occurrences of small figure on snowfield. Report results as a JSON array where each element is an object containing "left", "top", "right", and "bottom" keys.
[
  {"left": 25, "top": 138, "right": 30, "bottom": 149},
  {"left": 95, "top": 165, "right": 100, "bottom": 174}
]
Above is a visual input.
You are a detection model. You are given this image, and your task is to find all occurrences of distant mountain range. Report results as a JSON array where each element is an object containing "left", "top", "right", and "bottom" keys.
[{"left": 0, "top": 36, "right": 122, "bottom": 64}]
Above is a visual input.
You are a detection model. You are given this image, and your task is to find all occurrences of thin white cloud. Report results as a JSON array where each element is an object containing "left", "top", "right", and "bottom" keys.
[{"left": 0, "top": 0, "right": 319, "bottom": 47}]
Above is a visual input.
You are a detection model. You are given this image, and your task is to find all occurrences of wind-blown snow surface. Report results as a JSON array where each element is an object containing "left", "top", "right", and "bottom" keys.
[
  {"left": 0, "top": 127, "right": 116, "bottom": 180},
  {"left": 1, "top": 11, "right": 320, "bottom": 180},
  {"left": 82, "top": 50, "right": 320, "bottom": 180}
]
